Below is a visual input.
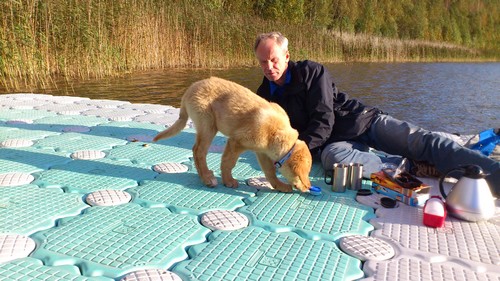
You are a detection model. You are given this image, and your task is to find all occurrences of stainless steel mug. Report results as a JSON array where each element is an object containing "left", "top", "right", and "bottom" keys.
[
  {"left": 324, "top": 163, "right": 348, "bottom": 192},
  {"left": 348, "top": 163, "right": 363, "bottom": 190}
]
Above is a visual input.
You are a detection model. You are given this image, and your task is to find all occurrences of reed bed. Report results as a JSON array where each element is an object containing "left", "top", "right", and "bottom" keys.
[{"left": 0, "top": 0, "right": 486, "bottom": 91}]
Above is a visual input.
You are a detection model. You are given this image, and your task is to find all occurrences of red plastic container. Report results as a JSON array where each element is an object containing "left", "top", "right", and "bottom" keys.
[{"left": 423, "top": 196, "right": 447, "bottom": 228}]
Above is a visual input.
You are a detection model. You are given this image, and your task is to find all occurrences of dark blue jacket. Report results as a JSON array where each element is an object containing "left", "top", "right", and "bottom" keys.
[{"left": 256, "top": 60, "right": 381, "bottom": 153}]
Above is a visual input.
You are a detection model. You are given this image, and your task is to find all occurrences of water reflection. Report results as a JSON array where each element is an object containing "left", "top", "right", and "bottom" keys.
[
  {"left": 1, "top": 63, "right": 498, "bottom": 134},
  {"left": 22, "top": 67, "right": 263, "bottom": 107},
  {"left": 325, "top": 62, "right": 499, "bottom": 133}
]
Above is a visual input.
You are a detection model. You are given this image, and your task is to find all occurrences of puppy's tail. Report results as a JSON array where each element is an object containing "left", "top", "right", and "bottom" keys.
[{"left": 152, "top": 103, "right": 189, "bottom": 142}]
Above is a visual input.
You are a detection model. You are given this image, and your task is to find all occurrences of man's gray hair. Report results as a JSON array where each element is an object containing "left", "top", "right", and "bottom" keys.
[{"left": 254, "top": 32, "right": 289, "bottom": 52}]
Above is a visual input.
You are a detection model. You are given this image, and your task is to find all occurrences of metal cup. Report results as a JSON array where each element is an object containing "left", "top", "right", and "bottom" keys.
[
  {"left": 348, "top": 163, "right": 363, "bottom": 190},
  {"left": 324, "top": 163, "right": 348, "bottom": 192}
]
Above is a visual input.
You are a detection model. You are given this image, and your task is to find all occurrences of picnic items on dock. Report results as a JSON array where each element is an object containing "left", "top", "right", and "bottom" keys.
[
  {"left": 423, "top": 196, "right": 447, "bottom": 228},
  {"left": 439, "top": 164, "right": 496, "bottom": 222},
  {"left": 370, "top": 169, "right": 431, "bottom": 207}
]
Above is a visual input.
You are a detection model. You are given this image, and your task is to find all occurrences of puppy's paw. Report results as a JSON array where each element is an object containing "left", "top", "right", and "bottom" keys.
[
  {"left": 201, "top": 171, "right": 218, "bottom": 187},
  {"left": 273, "top": 183, "right": 293, "bottom": 193},
  {"left": 294, "top": 185, "right": 311, "bottom": 193},
  {"left": 203, "top": 177, "right": 218, "bottom": 187},
  {"left": 205, "top": 178, "right": 218, "bottom": 187},
  {"left": 222, "top": 176, "right": 239, "bottom": 188}
]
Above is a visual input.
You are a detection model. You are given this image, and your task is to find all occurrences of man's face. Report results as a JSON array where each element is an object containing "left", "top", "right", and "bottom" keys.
[{"left": 255, "top": 39, "right": 290, "bottom": 85}]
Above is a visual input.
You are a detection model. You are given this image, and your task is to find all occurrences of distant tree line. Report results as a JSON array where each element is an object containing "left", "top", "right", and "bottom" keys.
[{"left": 210, "top": 0, "right": 499, "bottom": 52}]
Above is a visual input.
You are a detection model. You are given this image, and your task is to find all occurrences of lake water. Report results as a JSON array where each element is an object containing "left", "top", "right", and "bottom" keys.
[{"left": 2, "top": 62, "right": 499, "bottom": 134}]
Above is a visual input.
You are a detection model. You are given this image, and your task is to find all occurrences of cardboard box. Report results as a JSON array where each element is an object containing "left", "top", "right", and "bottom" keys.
[
  {"left": 372, "top": 183, "right": 430, "bottom": 207},
  {"left": 370, "top": 170, "right": 430, "bottom": 197},
  {"left": 370, "top": 170, "right": 431, "bottom": 207}
]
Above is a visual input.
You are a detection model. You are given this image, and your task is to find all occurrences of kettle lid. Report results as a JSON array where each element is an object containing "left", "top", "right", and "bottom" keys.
[{"left": 463, "top": 165, "right": 488, "bottom": 179}]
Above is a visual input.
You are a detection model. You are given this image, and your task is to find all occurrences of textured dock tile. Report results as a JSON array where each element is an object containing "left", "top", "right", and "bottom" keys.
[
  {"left": 30, "top": 204, "right": 210, "bottom": 279},
  {"left": 0, "top": 147, "right": 71, "bottom": 173},
  {"left": 152, "top": 128, "right": 205, "bottom": 148},
  {"left": 34, "top": 115, "right": 109, "bottom": 128},
  {"left": 82, "top": 108, "right": 146, "bottom": 121},
  {"left": 63, "top": 126, "right": 91, "bottom": 133},
  {"left": 0, "top": 100, "right": 38, "bottom": 109},
  {"left": 361, "top": 256, "right": 500, "bottom": 281},
  {"left": 204, "top": 151, "right": 264, "bottom": 180},
  {"left": 0, "top": 258, "right": 112, "bottom": 281},
  {"left": 130, "top": 172, "right": 256, "bottom": 215},
  {"left": 356, "top": 191, "right": 387, "bottom": 210},
  {"left": 120, "top": 269, "right": 182, "bottom": 281},
  {"left": 107, "top": 142, "right": 192, "bottom": 165},
  {"left": 119, "top": 103, "right": 175, "bottom": 114},
  {"left": 246, "top": 177, "right": 273, "bottom": 190},
  {"left": 34, "top": 132, "right": 127, "bottom": 152},
  {"left": 239, "top": 190, "right": 375, "bottom": 241},
  {"left": 0, "top": 139, "right": 34, "bottom": 148},
  {"left": 85, "top": 190, "right": 132, "bottom": 206},
  {"left": 0, "top": 172, "right": 35, "bottom": 186},
  {"left": 370, "top": 203, "right": 500, "bottom": 268},
  {"left": 4, "top": 119, "right": 34, "bottom": 124},
  {"left": 153, "top": 162, "right": 189, "bottom": 173},
  {"left": 0, "top": 93, "right": 55, "bottom": 99},
  {"left": 0, "top": 184, "right": 88, "bottom": 235},
  {"left": 0, "top": 128, "right": 59, "bottom": 142},
  {"left": 0, "top": 234, "right": 36, "bottom": 263},
  {"left": 49, "top": 95, "right": 91, "bottom": 104},
  {"left": 34, "top": 103, "right": 98, "bottom": 114},
  {"left": 76, "top": 99, "right": 131, "bottom": 108},
  {"left": 0, "top": 123, "right": 60, "bottom": 141},
  {"left": 91, "top": 121, "right": 165, "bottom": 139},
  {"left": 0, "top": 108, "right": 58, "bottom": 120},
  {"left": 1, "top": 94, "right": 88, "bottom": 105},
  {"left": 339, "top": 235, "right": 395, "bottom": 261},
  {"left": 173, "top": 227, "right": 364, "bottom": 281},
  {"left": 71, "top": 150, "right": 107, "bottom": 160},
  {"left": 132, "top": 112, "right": 182, "bottom": 126},
  {"left": 36, "top": 158, "right": 157, "bottom": 193},
  {"left": 200, "top": 210, "right": 249, "bottom": 231}
]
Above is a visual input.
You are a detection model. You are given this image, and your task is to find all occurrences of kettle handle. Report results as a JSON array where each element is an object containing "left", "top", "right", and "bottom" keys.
[{"left": 439, "top": 167, "right": 464, "bottom": 199}]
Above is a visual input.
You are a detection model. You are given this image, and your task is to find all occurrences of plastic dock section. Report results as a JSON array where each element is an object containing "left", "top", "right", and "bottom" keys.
[{"left": 0, "top": 94, "right": 498, "bottom": 281}]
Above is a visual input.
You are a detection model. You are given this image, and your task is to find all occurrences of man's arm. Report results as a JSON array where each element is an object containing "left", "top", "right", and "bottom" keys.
[{"left": 300, "top": 63, "right": 336, "bottom": 153}]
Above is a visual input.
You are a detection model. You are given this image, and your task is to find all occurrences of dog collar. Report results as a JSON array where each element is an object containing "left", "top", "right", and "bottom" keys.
[{"left": 274, "top": 144, "right": 296, "bottom": 169}]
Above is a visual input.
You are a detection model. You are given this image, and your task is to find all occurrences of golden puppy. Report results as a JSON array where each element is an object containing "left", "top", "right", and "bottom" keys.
[{"left": 153, "top": 77, "right": 312, "bottom": 192}]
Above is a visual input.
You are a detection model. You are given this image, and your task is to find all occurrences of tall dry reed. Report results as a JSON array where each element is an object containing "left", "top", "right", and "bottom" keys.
[{"left": 0, "top": 0, "right": 483, "bottom": 91}]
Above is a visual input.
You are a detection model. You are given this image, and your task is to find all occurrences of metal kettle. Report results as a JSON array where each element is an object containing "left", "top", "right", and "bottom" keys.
[{"left": 439, "top": 164, "right": 495, "bottom": 222}]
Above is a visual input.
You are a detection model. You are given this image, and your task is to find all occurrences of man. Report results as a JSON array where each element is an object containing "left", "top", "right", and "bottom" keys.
[{"left": 253, "top": 31, "right": 499, "bottom": 196}]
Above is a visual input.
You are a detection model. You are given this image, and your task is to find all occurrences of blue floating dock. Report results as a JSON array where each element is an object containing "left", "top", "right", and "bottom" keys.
[{"left": 0, "top": 94, "right": 499, "bottom": 281}]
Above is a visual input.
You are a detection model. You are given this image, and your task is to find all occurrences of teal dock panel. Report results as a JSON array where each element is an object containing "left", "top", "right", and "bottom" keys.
[
  {"left": 0, "top": 147, "right": 70, "bottom": 174},
  {"left": 35, "top": 158, "right": 157, "bottom": 193},
  {"left": 107, "top": 142, "right": 193, "bottom": 165},
  {"left": 0, "top": 258, "right": 112, "bottom": 281},
  {"left": 34, "top": 132, "right": 127, "bottom": 153},
  {"left": 33, "top": 115, "right": 110, "bottom": 129},
  {"left": 0, "top": 125, "right": 60, "bottom": 142},
  {"left": 0, "top": 185, "right": 88, "bottom": 235},
  {"left": 91, "top": 121, "right": 166, "bottom": 140},
  {"left": 0, "top": 108, "right": 59, "bottom": 121},
  {"left": 173, "top": 227, "right": 364, "bottom": 281},
  {"left": 130, "top": 172, "right": 256, "bottom": 215},
  {"left": 239, "top": 190, "right": 375, "bottom": 241},
  {"left": 30, "top": 204, "right": 210, "bottom": 279}
]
